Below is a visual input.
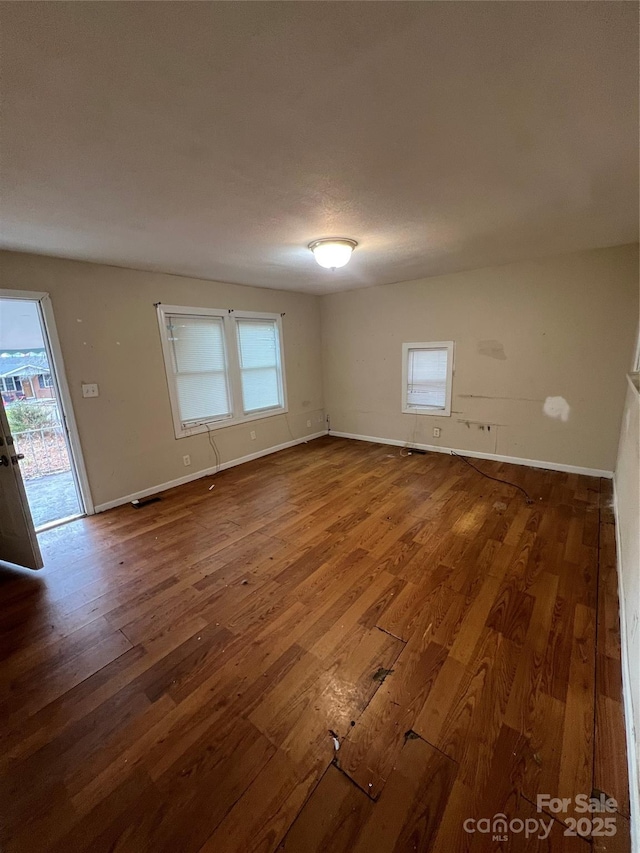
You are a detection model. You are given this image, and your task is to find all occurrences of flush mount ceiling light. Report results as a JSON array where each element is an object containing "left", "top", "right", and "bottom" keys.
[{"left": 308, "top": 238, "right": 357, "bottom": 270}]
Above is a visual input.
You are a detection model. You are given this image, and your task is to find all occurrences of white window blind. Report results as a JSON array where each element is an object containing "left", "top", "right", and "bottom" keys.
[
  {"left": 406, "top": 347, "right": 449, "bottom": 409},
  {"left": 236, "top": 318, "right": 283, "bottom": 413},
  {"left": 158, "top": 305, "right": 287, "bottom": 438},
  {"left": 166, "top": 314, "right": 231, "bottom": 425}
]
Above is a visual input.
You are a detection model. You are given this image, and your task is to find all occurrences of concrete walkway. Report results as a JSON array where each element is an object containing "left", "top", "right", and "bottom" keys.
[{"left": 24, "top": 470, "right": 81, "bottom": 528}]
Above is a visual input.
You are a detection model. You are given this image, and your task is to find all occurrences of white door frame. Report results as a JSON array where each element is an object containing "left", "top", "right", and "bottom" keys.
[{"left": 0, "top": 289, "right": 94, "bottom": 516}]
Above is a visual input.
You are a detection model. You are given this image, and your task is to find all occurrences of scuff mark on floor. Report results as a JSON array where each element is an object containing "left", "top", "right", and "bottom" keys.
[{"left": 372, "top": 667, "right": 394, "bottom": 683}]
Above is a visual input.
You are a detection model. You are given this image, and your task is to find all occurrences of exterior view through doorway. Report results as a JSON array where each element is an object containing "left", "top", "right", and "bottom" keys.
[{"left": 0, "top": 293, "right": 91, "bottom": 530}]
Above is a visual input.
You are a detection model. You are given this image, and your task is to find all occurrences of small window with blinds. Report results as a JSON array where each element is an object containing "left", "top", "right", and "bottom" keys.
[
  {"left": 157, "top": 305, "right": 287, "bottom": 438},
  {"left": 166, "top": 313, "right": 232, "bottom": 427},
  {"left": 402, "top": 341, "right": 454, "bottom": 417},
  {"left": 236, "top": 318, "right": 283, "bottom": 414}
]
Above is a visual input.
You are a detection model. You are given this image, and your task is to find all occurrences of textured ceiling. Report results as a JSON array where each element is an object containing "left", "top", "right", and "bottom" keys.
[{"left": 0, "top": 2, "right": 637, "bottom": 294}]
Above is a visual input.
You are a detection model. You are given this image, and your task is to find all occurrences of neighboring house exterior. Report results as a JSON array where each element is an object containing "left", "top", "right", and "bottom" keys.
[{"left": 0, "top": 349, "right": 54, "bottom": 404}]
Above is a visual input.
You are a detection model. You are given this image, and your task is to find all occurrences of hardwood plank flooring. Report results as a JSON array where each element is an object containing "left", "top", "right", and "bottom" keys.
[{"left": 0, "top": 436, "right": 630, "bottom": 852}]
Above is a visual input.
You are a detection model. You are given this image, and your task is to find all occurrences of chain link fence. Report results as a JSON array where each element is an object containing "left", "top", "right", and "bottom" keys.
[{"left": 12, "top": 425, "right": 72, "bottom": 480}]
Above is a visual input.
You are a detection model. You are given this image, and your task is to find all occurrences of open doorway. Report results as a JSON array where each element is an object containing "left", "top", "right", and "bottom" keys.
[{"left": 0, "top": 294, "right": 90, "bottom": 530}]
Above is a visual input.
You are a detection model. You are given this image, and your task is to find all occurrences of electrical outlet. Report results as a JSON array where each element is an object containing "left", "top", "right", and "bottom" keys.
[
  {"left": 183, "top": 454, "right": 191, "bottom": 467},
  {"left": 306, "top": 419, "right": 311, "bottom": 427},
  {"left": 250, "top": 430, "right": 256, "bottom": 440},
  {"left": 81, "top": 383, "right": 99, "bottom": 398},
  {"left": 433, "top": 427, "right": 441, "bottom": 438}
]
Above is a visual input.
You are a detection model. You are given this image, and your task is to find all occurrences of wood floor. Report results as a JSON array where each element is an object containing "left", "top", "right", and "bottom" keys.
[{"left": 0, "top": 436, "right": 630, "bottom": 852}]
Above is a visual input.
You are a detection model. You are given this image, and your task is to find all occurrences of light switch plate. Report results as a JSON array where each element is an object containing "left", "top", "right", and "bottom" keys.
[{"left": 82, "top": 383, "right": 99, "bottom": 398}]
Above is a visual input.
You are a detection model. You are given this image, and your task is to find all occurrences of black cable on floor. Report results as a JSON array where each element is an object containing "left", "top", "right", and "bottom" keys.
[{"left": 451, "top": 451, "right": 534, "bottom": 505}]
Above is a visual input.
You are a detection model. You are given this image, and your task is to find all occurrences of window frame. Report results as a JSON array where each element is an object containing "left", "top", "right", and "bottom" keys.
[
  {"left": 0, "top": 376, "right": 18, "bottom": 392},
  {"left": 157, "top": 304, "right": 288, "bottom": 439},
  {"left": 401, "top": 341, "right": 454, "bottom": 417},
  {"left": 235, "top": 315, "right": 286, "bottom": 417}
]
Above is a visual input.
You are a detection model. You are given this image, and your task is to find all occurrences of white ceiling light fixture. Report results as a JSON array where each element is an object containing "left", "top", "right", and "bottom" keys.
[{"left": 309, "top": 238, "right": 357, "bottom": 270}]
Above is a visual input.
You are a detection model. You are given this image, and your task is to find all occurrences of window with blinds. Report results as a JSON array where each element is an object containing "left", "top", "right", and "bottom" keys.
[
  {"left": 402, "top": 341, "right": 454, "bottom": 417},
  {"left": 236, "top": 319, "right": 283, "bottom": 414},
  {"left": 166, "top": 313, "right": 231, "bottom": 426},
  {"left": 158, "top": 305, "right": 287, "bottom": 438}
]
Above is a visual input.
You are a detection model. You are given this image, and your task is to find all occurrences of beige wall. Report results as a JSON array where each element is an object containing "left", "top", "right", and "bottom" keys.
[
  {"left": 0, "top": 252, "right": 324, "bottom": 509},
  {"left": 321, "top": 244, "right": 639, "bottom": 473},
  {"left": 1, "top": 244, "right": 637, "bottom": 511},
  {"left": 615, "top": 372, "right": 640, "bottom": 828}
]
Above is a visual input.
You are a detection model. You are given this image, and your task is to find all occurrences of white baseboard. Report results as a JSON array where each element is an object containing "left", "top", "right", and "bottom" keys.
[
  {"left": 329, "top": 430, "right": 613, "bottom": 479},
  {"left": 612, "top": 480, "right": 640, "bottom": 853},
  {"left": 95, "top": 428, "right": 611, "bottom": 513},
  {"left": 93, "top": 431, "right": 328, "bottom": 513}
]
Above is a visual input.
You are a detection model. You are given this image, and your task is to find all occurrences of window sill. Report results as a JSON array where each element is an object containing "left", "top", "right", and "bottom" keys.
[
  {"left": 402, "top": 407, "right": 451, "bottom": 417},
  {"left": 176, "top": 405, "right": 289, "bottom": 439}
]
